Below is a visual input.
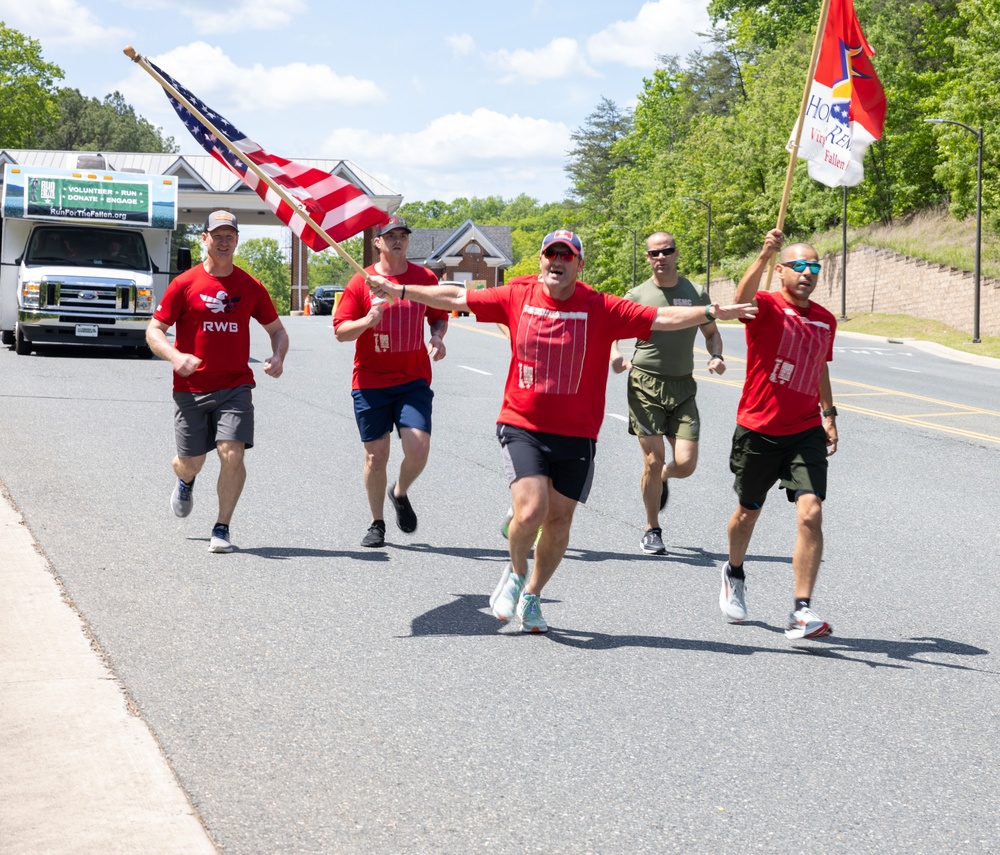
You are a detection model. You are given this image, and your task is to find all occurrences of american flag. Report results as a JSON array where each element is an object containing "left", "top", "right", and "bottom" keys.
[{"left": 148, "top": 60, "right": 389, "bottom": 250}]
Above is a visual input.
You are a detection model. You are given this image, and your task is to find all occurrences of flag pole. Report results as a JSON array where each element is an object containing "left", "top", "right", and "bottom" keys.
[
  {"left": 764, "top": 0, "right": 833, "bottom": 289},
  {"left": 123, "top": 46, "right": 373, "bottom": 283}
]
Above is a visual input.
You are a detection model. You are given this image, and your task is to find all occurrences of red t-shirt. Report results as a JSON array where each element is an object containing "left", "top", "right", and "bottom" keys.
[
  {"left": 334, "top": 264, "right": 449, "bottom": 390},
  {"left": 466, "top": 276, "right": 656, "bottom": 440},
  {"left": 737, "top": 289, "right": 836, "bottom": 435},
  {"left": 154, "top": 264, "right": 279, "bottom": 393}
]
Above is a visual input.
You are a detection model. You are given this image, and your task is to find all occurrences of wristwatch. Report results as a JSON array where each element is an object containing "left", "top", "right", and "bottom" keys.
[
  {"left": 822, "top": 406, "right": 838, "bottom": 418},
  {"left": 710, "top": 354, "right": 724, "bottom": 361}
]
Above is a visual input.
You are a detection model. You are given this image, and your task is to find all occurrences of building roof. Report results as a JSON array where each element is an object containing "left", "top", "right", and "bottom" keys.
[
  {"left": 408, "top": 219, "right": 513, "bottom": 267},
  {"left": 0, "top": 150, "right": 402, "bottom": 228}
]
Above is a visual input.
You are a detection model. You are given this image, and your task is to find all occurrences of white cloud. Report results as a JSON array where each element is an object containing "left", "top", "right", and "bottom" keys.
[
  {"left": 116, "top": 0, "right": 307, "bottom": 35},
  {"left": 587, "top": 0, "right": 711, "bottom": 68},
  {"left": 489, "top": 37, "right": 599, "bottom": 84},
  {"left": 115, "top": 42, "right": 385, "bottom": 124},
  {"left": 446, "top": 33, "right": 475, "bottom": 56},
  {"left": 0, "top": 0, "right": 129, "bottom": 47},
  {"left": 321, "top": 109, "right": 572, "bottom": 202}
]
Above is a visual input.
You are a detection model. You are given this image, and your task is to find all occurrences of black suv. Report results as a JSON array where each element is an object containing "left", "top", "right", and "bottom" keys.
[{"left": 311, "top": 285, "right": 343, "bottom": 315}]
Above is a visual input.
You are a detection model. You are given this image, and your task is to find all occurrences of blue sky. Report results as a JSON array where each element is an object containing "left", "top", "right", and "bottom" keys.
[{"left": 4, "top": 0, "right": 713, "bottom": 206}]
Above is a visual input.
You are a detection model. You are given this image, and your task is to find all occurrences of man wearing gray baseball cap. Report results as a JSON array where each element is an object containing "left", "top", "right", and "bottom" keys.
[{"left": 147, "top": 210, "right": 289, "bottom": 553}]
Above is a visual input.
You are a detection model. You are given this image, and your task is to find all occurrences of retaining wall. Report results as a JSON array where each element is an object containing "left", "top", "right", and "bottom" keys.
[{"left": 708, "top": 245, "right": 1000, "bottom": 336}]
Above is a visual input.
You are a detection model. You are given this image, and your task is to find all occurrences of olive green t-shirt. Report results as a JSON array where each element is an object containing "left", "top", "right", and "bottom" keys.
[{"left": 622, "top": 276, "right": 711, "bottom": 377}]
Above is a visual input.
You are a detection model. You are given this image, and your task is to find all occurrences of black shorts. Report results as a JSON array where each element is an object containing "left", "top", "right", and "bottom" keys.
[
  {"left": 729, "top": 425, "right": 828, "bottom": 509},
  {"left": 496, "top": 424, "right": 596, "bottom": 503}
]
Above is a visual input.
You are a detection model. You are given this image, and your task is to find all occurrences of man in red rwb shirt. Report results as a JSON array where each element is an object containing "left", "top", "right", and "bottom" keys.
[
  {"left": 147, "top": 210, "right": 288, "bottom": 554},
  {"left": 369, "top": 230, "right": 757, "bottom": 633},
  {"left": 334, "top": 216, "right": 449, "bottom": 549},
  {"left": 719, "top": 228, "right": 840, "bottom": 642}
]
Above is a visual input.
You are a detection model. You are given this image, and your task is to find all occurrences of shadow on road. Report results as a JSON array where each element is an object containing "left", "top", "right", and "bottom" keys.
[{"left": 407, "top": 595, "right": 991, "bottom": 671}]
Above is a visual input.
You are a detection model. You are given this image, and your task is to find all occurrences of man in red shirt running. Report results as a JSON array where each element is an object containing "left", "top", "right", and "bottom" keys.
[
  {"left": 370, "top": 230, "right": 756, "bottom": 632},
  {"left": 719, "top": 228, "right": 839, "bottom": 641},
  {"left": 334, "top": 216, "right": 449, "bottom": 548},
  {"left": 147, "top": 210, "right": 288, "bottom": 554}
]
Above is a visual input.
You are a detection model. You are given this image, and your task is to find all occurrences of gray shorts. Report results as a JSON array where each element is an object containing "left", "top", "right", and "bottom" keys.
[{"left": 173, "top": 384, "right": 254, "bottom": 458}]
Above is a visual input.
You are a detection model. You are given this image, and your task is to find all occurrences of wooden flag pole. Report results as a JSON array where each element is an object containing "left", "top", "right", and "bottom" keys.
[
  {"left": 123, "top": 46, "right": 374, "bottom": 285},
  {"left": 764, "top": 0, "right": 833, "bottom": 289}
]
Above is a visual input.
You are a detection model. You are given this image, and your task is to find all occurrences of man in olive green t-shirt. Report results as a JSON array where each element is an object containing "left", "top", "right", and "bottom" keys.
[{"left": 610, "top": 230, "right": 726, "bottom": 555}]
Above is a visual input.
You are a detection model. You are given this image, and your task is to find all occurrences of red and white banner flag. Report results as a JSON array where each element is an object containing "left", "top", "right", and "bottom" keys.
[
  {"left": 149, "top": 60, "right": 389, "bottom": 249},
  {"left": 792, "top": 0, "right": 887, "bottom": 187}
]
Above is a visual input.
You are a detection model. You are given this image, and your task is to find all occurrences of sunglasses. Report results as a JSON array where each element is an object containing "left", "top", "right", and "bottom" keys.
[
  {"left": 543, "top": 248, "right": 577, "bottom": 261},
  {"left": 786, "top": 259, "right": 821, "bottom": 274},
  {"left": 646, "top": 247, "right": 676, "bottom": 258}
]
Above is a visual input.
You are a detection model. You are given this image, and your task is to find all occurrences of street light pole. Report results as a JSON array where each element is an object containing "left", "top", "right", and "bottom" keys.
[
  {"left": 610, "top": 225, "right": 637, "bottom": 289},
  {"left": 681, "top": 197, "right": 712, "bottom": 293},
  {"left": 924, "top": 118, "right": 983, "bottom": 343}
]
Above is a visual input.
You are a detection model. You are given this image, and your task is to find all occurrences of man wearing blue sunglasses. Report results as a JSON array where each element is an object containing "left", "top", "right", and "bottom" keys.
[{"left": 719, "top": 228, "right": 839, "bottom": 642}]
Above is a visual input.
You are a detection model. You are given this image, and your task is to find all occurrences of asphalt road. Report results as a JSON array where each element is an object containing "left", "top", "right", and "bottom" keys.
[{"left": 0, "top": 316, "right": 997, "bottom": 854}]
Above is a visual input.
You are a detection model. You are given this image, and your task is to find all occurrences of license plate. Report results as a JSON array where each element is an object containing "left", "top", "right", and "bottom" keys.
[{"left": 75, "top": 324, "right": 99, "bottom": 338}]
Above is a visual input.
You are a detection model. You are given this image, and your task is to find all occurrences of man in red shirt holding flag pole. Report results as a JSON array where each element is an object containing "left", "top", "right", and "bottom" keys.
[{"left": 719, "top": 0, "right": 884, "bottom": 641}]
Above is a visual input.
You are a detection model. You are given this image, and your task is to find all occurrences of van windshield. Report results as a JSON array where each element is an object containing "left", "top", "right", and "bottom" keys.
[{"left": 25, "top": 227, "right": 150, "bottom": 271}]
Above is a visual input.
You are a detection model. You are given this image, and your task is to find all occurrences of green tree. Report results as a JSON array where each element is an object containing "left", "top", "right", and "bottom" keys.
[
  {"left": 565, "top": 97, "right": 634, "bottom": 214},
  {"left": 0, "top": 24, "right": 63, "bottom": 147},
  {"left": 926, "top": 0, "right": 1000, "bottom": 223},
  {"left": 30, "top": 88, "right": 177, "bottom": 152},
  {"left": 236, "top": 238, "right": 290, "bottom": 314},
  {"left": 308, "top": 235, "right": 364, "bottom": 287}
]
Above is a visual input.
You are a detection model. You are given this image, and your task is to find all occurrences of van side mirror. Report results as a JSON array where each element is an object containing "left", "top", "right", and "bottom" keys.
[{"left": 176, "top": 246, "right": 192, "bottom": 272}]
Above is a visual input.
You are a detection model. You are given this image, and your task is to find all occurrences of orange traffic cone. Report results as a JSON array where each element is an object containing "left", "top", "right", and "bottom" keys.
[{"left": 304, "top": 296, "right": 312, "bottom": 316}]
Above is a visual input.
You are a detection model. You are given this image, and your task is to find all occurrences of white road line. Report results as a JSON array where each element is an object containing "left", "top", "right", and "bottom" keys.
[
  {"left": 606, "top": 413, "right": 628, "bottom": 421},
  {"left": 890, "top": 366, "right": 921, "bottom": 373},
  {"left": 458, "top": 365, "right": 491, "bottom": 375}
]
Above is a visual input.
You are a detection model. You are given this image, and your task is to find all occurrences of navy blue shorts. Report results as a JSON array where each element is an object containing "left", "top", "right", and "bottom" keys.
[
  {"left": 496, "top": 423, "right": 596, "bottom": 504},
  {"left": 352, "top": 379, "right": 433, "bottom": 443}
]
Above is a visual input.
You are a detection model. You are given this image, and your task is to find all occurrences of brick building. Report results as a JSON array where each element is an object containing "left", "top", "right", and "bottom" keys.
[{"left": 405, "top": 219, "right": 512, "bottom": 289}]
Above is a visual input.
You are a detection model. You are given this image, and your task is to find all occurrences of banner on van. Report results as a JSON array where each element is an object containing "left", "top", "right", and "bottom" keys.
[{"left": 2, "top": 164, "right": 177, "bottom": 229}]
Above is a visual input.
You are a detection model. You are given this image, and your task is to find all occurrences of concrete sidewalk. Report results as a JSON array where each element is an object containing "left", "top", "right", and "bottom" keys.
[{"left": 0, "top": 487, "right": 216, "bottom": 855}]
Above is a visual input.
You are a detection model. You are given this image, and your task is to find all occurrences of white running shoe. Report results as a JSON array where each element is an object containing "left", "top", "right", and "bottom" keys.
[
  {"left": 719, "top": 562, "right": 748, "bottom": 621},
  {"left": 209, "top": 524, "right": 234, "bottom": 554},
  {"left": 517, "top": 593, "right": 548, "bottom": 633},
  {"left": 489, "top": 562, "right": 524, "bottom": 622},
  {"left": 785, "top": 606, "right": 832, "bottom": 640}
]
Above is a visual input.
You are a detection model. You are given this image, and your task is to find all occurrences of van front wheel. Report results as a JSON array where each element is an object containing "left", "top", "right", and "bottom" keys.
[{"left": 14, "top": 324, "right": 32, "bottom": 355}]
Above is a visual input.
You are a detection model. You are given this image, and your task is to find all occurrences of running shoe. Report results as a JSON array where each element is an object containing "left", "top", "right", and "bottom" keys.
[
  {"left": 719, "top": 562, "right": 748, "bottom": 621},
  {"left": 489, "top": 562, "right": 524, "bottom": 622},
  {"left": 517, "top": 593, "right": 548, "bottom": 633},
  {"left": 659, "top": 479, "right": 670, "bottom": 511},
  {"left": 361, "top": 520, "right": 386, "bottom": 548},
  {"left": 171, "top": 477, "right": 194, "bottom": 518},
  {"left": 500, "top": 507, "right": 542, "bottom": 545},
  {"left": 209, "top": 523, "right": 234, "bottom": 554},
  {"left": 500, "top": 506, "right": 514, "bottom": 539},
  {"left": 387, "top": 483, "right": 417, "bottom": 533},
  {"left": 641, "top": 527, "right": 666, "bottom": 555},
  {"left": 785, "top": 606, "right": 833, "bottom": 640}
]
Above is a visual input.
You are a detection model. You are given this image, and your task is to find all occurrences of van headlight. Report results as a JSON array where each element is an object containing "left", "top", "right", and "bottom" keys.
[
  {"left": 136, "top": 287, "right": 154, "bottom": 312},
  {"left": 21, "top": 280, "right": 42, "bottom": 309}
]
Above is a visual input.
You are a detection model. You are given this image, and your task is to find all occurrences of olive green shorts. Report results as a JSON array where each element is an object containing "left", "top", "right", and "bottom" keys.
[
  {"left": 729, "top": 425, "right": 828, "bottom": 509},
  {"left": 626, "top": 369, "right": 700, "bottom": 441}
]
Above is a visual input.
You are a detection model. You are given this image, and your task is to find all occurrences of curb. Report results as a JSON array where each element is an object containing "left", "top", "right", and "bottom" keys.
[{"left": 0, "top": 488, "right": 217, "bottom": 854}]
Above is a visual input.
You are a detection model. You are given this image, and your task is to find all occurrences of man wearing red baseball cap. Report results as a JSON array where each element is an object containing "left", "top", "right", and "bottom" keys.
[{"left": 368, "top": 230, "right": 757, "bottom": 632}]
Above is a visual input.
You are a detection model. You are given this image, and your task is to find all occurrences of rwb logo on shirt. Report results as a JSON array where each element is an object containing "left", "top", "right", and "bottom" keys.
[{"left": 200, "top": 289, "right": 242, "bottom": 332}]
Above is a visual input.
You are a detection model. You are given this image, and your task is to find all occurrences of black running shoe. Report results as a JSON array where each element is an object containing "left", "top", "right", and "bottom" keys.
[
  {"left": 387, "top": 483, "right": 417, "bottom": 533},
  {"left": 362, "top": 520, "right": 386, "bottom": 548},
  {"left": 659, "top": 479, "right": 670, "bottom": 511}
]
